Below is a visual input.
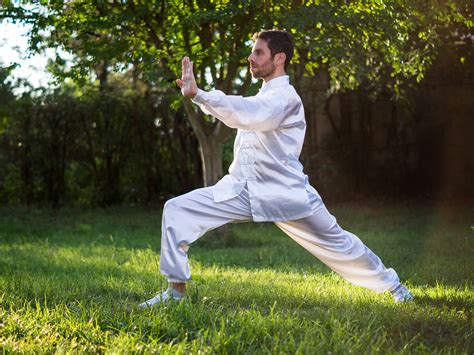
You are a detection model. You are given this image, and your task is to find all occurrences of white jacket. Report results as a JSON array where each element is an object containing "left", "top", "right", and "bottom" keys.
[{"left": 192, "top": 75, "right": 321, "bottom": 222}]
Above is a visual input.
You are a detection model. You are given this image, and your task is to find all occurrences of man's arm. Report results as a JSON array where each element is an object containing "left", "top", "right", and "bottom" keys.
[
  {"left": 192, "top": 89, "right": 289, "bottom": 131},
  {"left": 176, "top": 57, "right": 289, "bottom": 131}
]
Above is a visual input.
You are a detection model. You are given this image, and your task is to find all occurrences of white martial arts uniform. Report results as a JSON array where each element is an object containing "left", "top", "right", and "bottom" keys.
[{"left": 160, "top": 75, "right": 400, "bottom": 293}]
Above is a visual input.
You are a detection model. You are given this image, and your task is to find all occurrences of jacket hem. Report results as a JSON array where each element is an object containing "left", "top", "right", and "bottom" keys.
[{"left": 252, "top": 208, "right": 320, "bottom": 222}]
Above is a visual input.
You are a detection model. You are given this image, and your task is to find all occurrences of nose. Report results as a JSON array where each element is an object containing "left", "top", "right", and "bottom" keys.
[{"left": 247, "top": 53, "right": 254, "bottom": 62}]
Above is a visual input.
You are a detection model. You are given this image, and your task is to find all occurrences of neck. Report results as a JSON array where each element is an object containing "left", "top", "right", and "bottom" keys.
[{"left": 263, "top": 69, "right": 286, "bottom": 83}]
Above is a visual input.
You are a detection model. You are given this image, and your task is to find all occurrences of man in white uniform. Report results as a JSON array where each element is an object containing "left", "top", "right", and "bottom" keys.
[{"left": 139, "top": 30, "right": 413, "bottom": 308}]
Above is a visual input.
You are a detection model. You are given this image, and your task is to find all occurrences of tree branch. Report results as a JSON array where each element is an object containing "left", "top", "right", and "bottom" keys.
[
  {"left": 183, "top": 99, "right": 211, "bottom": 142},
  {"left": 214, "top": 120, "right": 233, "bottom": 144},
  {"left": 237, "top": 68, "right": 252, "bottom": 95}
]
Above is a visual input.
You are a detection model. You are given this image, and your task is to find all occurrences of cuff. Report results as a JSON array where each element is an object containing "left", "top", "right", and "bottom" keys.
[{"left": 191, "top": 88, "right": 207, "bottom": 104}]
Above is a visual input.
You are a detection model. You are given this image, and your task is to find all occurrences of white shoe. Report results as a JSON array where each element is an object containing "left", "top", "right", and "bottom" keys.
[
  {"left": 138, "top": 288, "right": 183, "bottom": 309},
  {"left": 390, "top": 284, "right": 414, "bottom": 303}
]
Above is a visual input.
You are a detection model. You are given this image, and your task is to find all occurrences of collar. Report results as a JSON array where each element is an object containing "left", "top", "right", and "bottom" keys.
[{"left": 259, "top": 75, "right": 290, "bottom": 93}]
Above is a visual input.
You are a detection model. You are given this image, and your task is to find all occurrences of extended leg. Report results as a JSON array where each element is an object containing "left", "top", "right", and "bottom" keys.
[{"left": 275, "top": 205, "right": 401, "bottom": 293}]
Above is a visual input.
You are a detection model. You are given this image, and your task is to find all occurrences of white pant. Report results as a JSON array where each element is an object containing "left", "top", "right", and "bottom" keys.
[{"left": 160, "top": 186, "right": 400, "bottom": 293}]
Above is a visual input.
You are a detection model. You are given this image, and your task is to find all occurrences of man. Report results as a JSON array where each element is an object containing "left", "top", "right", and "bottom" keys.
[{"left": 139, "top": 30, "right": 413, "bottom": 308}]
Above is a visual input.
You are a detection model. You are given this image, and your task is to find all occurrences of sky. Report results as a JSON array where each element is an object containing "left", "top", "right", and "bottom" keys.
[{"left": 0, "top": 19, "right": 55, "bottom": 90}]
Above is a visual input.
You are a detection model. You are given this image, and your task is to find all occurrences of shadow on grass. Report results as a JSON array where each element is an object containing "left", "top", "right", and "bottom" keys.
[
  {"left": 0, "top": 246, "right": 166, "bottom": 308},
  {"left": 2, "top": 217, "right": 473, "bottom": 291},
  {"left": 0, "top": 206, "right": 162, "bottom": 251},
  {"left": 414, "top": 293, "right": 474, "bottom": 311},
  {"left": 1, "top": 205, "right": 473, "bottom": 291}
]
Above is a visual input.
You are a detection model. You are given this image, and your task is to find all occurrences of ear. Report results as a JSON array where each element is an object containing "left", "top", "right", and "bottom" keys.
[{"left": 274, "top": 52, "right": 286, "bottom": 68}]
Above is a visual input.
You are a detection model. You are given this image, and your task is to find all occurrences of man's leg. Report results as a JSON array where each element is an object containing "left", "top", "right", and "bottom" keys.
[
  {"left": 274, "top": 204, "right": 406, "bottom": 296},
  {"left": 139, "top": 186, "right": 252, "bottom": 308}
]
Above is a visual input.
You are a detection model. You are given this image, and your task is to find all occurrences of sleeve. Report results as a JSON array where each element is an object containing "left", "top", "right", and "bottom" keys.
[{"left": 191, "top": 88, "right": 289, "bottom": 131}]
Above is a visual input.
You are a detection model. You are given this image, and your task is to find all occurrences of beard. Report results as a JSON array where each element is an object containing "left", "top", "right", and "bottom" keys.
[{"left": 249, "top": 59, "right": 276, "bottom": 79}]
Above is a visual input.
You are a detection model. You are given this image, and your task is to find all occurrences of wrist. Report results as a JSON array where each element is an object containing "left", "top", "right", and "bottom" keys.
[
  {"left": 191, "top": 88, "right": 206, "bottom": 104},
  {"left": 188, "top": 89, "right": 197, "bottom": 99}
]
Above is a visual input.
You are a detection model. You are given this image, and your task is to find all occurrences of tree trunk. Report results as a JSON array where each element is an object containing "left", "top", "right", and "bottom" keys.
[
  {"left": 182, "top": 99, "right": 233, "bottom": 187},
  {"left": 199, "top": 137, "right": 224, "bottom": 187}
]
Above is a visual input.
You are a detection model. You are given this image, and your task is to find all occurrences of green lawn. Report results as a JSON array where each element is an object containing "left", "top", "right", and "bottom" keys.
[{"left": 0, "top": 203, "right": 472, "bottom": 353}]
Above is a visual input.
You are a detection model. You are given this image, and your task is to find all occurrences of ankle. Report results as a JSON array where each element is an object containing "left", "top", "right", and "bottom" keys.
[
  {"left": 171, "top": 282, "right": 186, "bottom": 294},
  {"left": 389, "top": 283, "right": 402, "bottom": 293}
]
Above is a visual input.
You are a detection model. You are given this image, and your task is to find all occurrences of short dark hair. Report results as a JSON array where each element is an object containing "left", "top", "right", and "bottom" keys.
[{"left": 252, "top": 30, "right": 294, "bottom": 71}]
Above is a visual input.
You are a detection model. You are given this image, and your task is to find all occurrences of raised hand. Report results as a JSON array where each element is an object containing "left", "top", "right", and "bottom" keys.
[{"left": 176, "top": 56, "right": 198, "bottom": 99}]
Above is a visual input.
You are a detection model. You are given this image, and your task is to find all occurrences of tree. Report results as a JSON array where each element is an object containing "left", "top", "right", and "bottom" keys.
[
  {"left": 0, "top": 64, "right": 26, "bottom": 204},
  {"left": 283, "top": 0, "right": 472, "bottom": 96},
  {"left": 2, "top": 0, "right": 471, "bottom": 189},
  {"left": 1, "top": 0, "right": 275, "bottom": 186}
]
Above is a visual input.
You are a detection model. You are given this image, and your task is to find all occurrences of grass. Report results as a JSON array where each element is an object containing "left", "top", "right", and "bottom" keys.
[{"left": 0, "top": 202, "right": 472, "bottom": 353}]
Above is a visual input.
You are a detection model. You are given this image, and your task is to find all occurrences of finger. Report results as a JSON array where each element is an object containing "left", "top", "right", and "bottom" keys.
[
  {"left": 183, "top": 57, "right": 190, "bottom": 80},
  {"left": 184, "top": 57, "right": 190, "bottom": 80},
  {"left": 181, "top": 57, "right": 186, "bottom": 80}
]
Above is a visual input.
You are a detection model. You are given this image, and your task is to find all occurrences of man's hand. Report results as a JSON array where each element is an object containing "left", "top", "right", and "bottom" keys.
[{"left": 176, "top": 56, "right": 198, "bottom": 99}]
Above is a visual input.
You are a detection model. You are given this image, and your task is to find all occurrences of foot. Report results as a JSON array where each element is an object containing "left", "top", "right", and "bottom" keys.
[
  {"left": 390, "top": 284, "right": 414, "bottom": 303},
  {"left": 138, "top": 288, "right": 184, "bottom": 309}
]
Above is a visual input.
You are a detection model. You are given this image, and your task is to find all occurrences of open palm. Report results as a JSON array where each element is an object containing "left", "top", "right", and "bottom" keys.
[{"left": 176, "top": 56, "right": 198, "bottom": 99}]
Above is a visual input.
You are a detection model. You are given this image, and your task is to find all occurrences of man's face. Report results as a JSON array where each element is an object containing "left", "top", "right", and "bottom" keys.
[{"left": 248, "top": 39, "right": 276, "bottom": 80}]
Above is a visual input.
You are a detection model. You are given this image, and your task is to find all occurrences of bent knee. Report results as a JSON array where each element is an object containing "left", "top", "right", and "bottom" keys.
[
  {"left": 163, "top": 196, "right": 183, "bottom": 215},
  {"left": 162, "top": 196, "right": 192, "bottom": 226}
]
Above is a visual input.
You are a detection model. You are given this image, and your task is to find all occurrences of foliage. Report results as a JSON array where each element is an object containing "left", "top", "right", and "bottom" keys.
[
  {"left": 0, "top": 73, "right": 201, "bottom": 206},
  {"left": 1, "top": 1, "right": 268, "bottom": 92},
  {"left": 1, "top": 0, "right": 471, "bottom": 97},
  {"left": 0, "top": 205, "right": 472, "bottom": 352},
  {"left": 0, "top": 1, "right": 472, "bottom": 203},
  {"left": 0, "top": 1, "right": 278, "bottom": 185},
  {"left": 281, "top": 0, "right": 472, "bottom": 97}
]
